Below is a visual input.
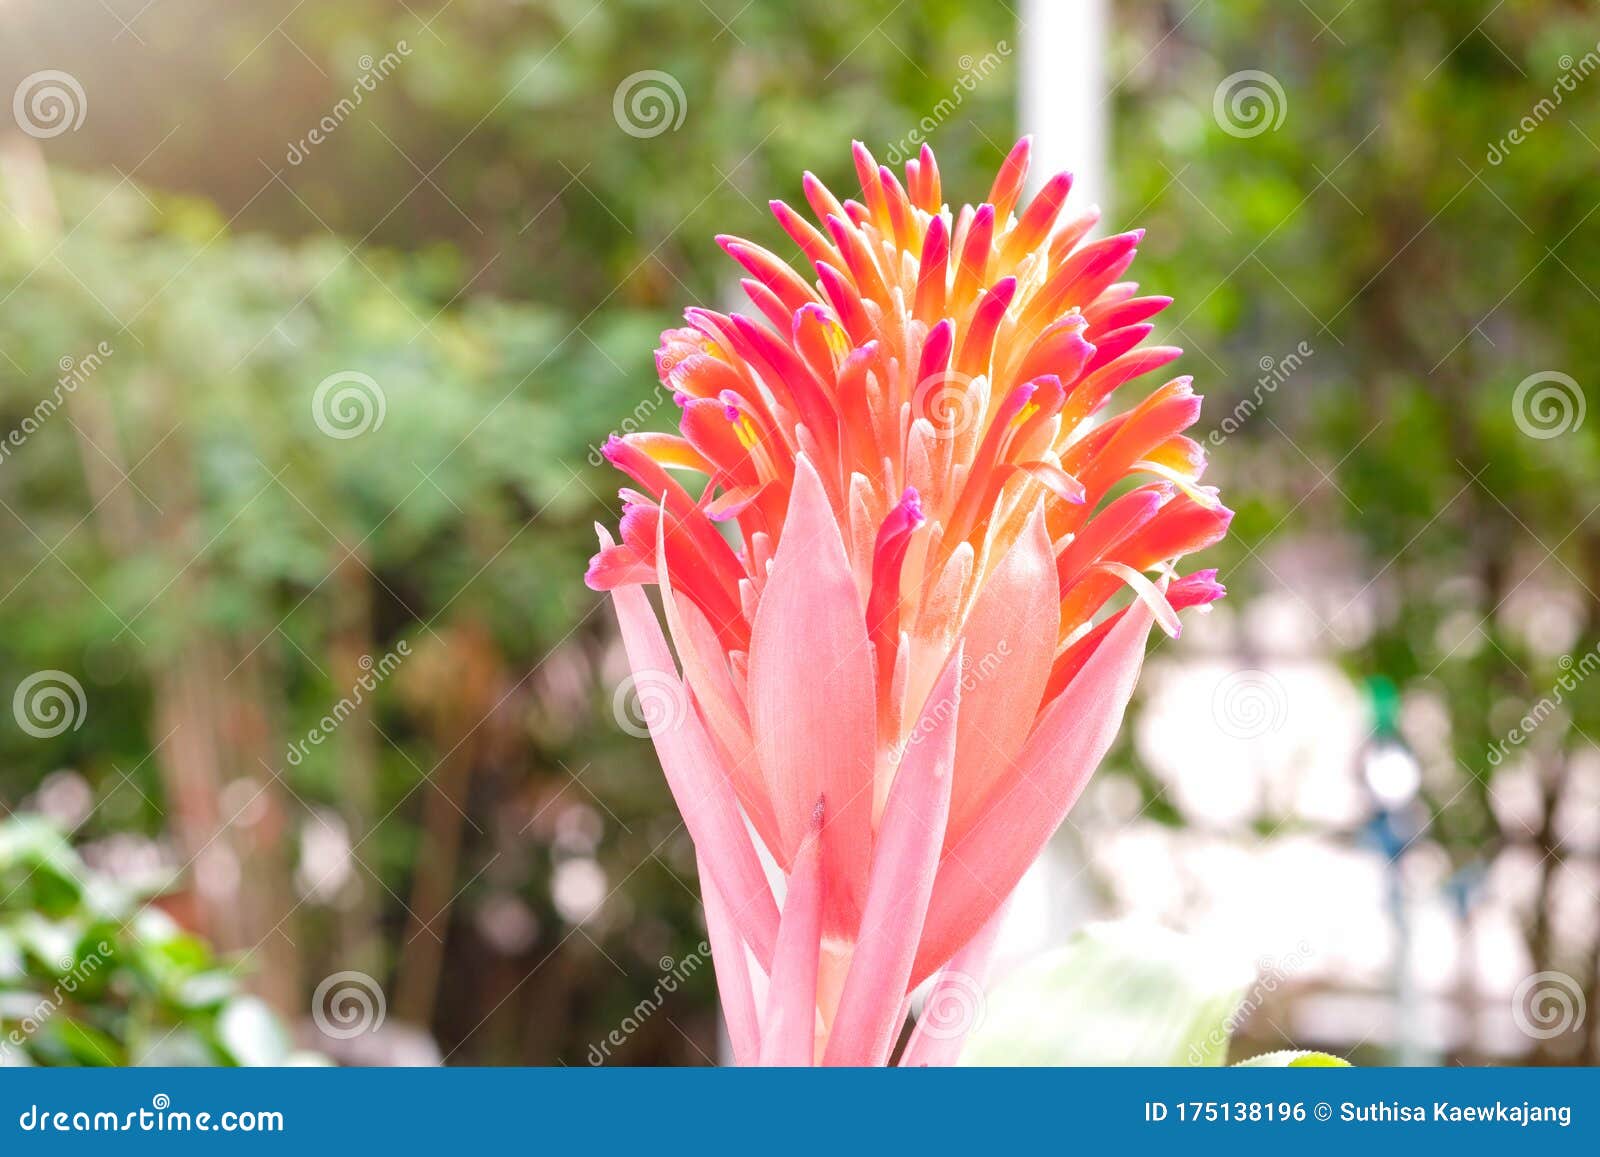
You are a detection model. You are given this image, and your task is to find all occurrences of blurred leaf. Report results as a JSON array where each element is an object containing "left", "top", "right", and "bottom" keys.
[
  {"left": 174, "top": 972, "right": 240, "bottom": 1011},
  {"left": 960, "top": 922, "right": 1255, "bottom": 1066},
  {"left": 52, "top": 1018, "right": 126, "bottom": 1067},
  {"left": 216, "top": 997, "right": 293, "bottom": 1067},
  {"left": 128, "top": 1025, "right": 215, "bottom": 1068},
  {"left": 0, "top": 816, "right": 312, "bottom": 1067},
  {"left": 1235, "top": 1050, "right": 1352, "bottom": 1068}
]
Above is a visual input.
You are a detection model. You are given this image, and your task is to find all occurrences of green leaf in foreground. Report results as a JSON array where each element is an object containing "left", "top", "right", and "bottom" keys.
[
  {"left": 959, "top": 921, "right": 1256, "bottom": 1066},
  {"left": 1234, "top": 1050, "right": 1351, "bottom": 1067},
  {"left": 0, "top": 816, "right": 313, "bottom": 1067}
]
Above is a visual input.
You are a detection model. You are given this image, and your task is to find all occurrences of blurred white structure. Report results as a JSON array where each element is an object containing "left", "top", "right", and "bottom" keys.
[
  {"left": 993, "top": 0, "right": 1114, "bottom": 972},
  {"left": 1021, "top": 0, "right": 1108, "bottom": 211}
]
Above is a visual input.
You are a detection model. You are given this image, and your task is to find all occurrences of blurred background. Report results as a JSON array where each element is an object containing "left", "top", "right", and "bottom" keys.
[{"left": 1, "top": 0, "right": 1597, "bottom": 1066}]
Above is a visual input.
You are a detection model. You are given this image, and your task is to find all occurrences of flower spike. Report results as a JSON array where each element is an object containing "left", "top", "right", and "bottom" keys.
[{"left": 587, "top": 140, "right": 1232, "bottom": 1064}]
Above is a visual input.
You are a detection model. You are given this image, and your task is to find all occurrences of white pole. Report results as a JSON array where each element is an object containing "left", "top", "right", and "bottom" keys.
[
  {"left": 1003, "top": 0, "right": 1112, "bottom": 967},
  {"left": 1020, "top": 0, "right": 1109, "bottom": 217}
]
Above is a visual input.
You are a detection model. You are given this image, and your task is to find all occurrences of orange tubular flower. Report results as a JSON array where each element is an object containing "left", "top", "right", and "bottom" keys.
[{"left": 587, "top": 138, "right": 1231, "bottom": 1065}]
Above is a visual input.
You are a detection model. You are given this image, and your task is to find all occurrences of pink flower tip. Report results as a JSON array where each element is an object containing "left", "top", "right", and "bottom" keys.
[
  {"left": 1172, "top": 568, "right": 1227, "bottom": 609},
  {"left": 895, "top": 487, "right": 925, "bottom": 530}
]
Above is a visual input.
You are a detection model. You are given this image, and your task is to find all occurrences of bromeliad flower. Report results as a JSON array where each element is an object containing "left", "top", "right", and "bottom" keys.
[{"left": 587, "top": 138, "right": 1230, "bottom": 1066}]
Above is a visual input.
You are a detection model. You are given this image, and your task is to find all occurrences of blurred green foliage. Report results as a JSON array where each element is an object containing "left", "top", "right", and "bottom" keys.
[
  {"left": 1116, "top": 9, "right": 1600, "bottom": 832},
  {"left": 0, "top": 816, "right": 310, "bottom": 1066},
  {"left": 1112, "top": 2, "right": 1600, "bottom": 1062}
]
